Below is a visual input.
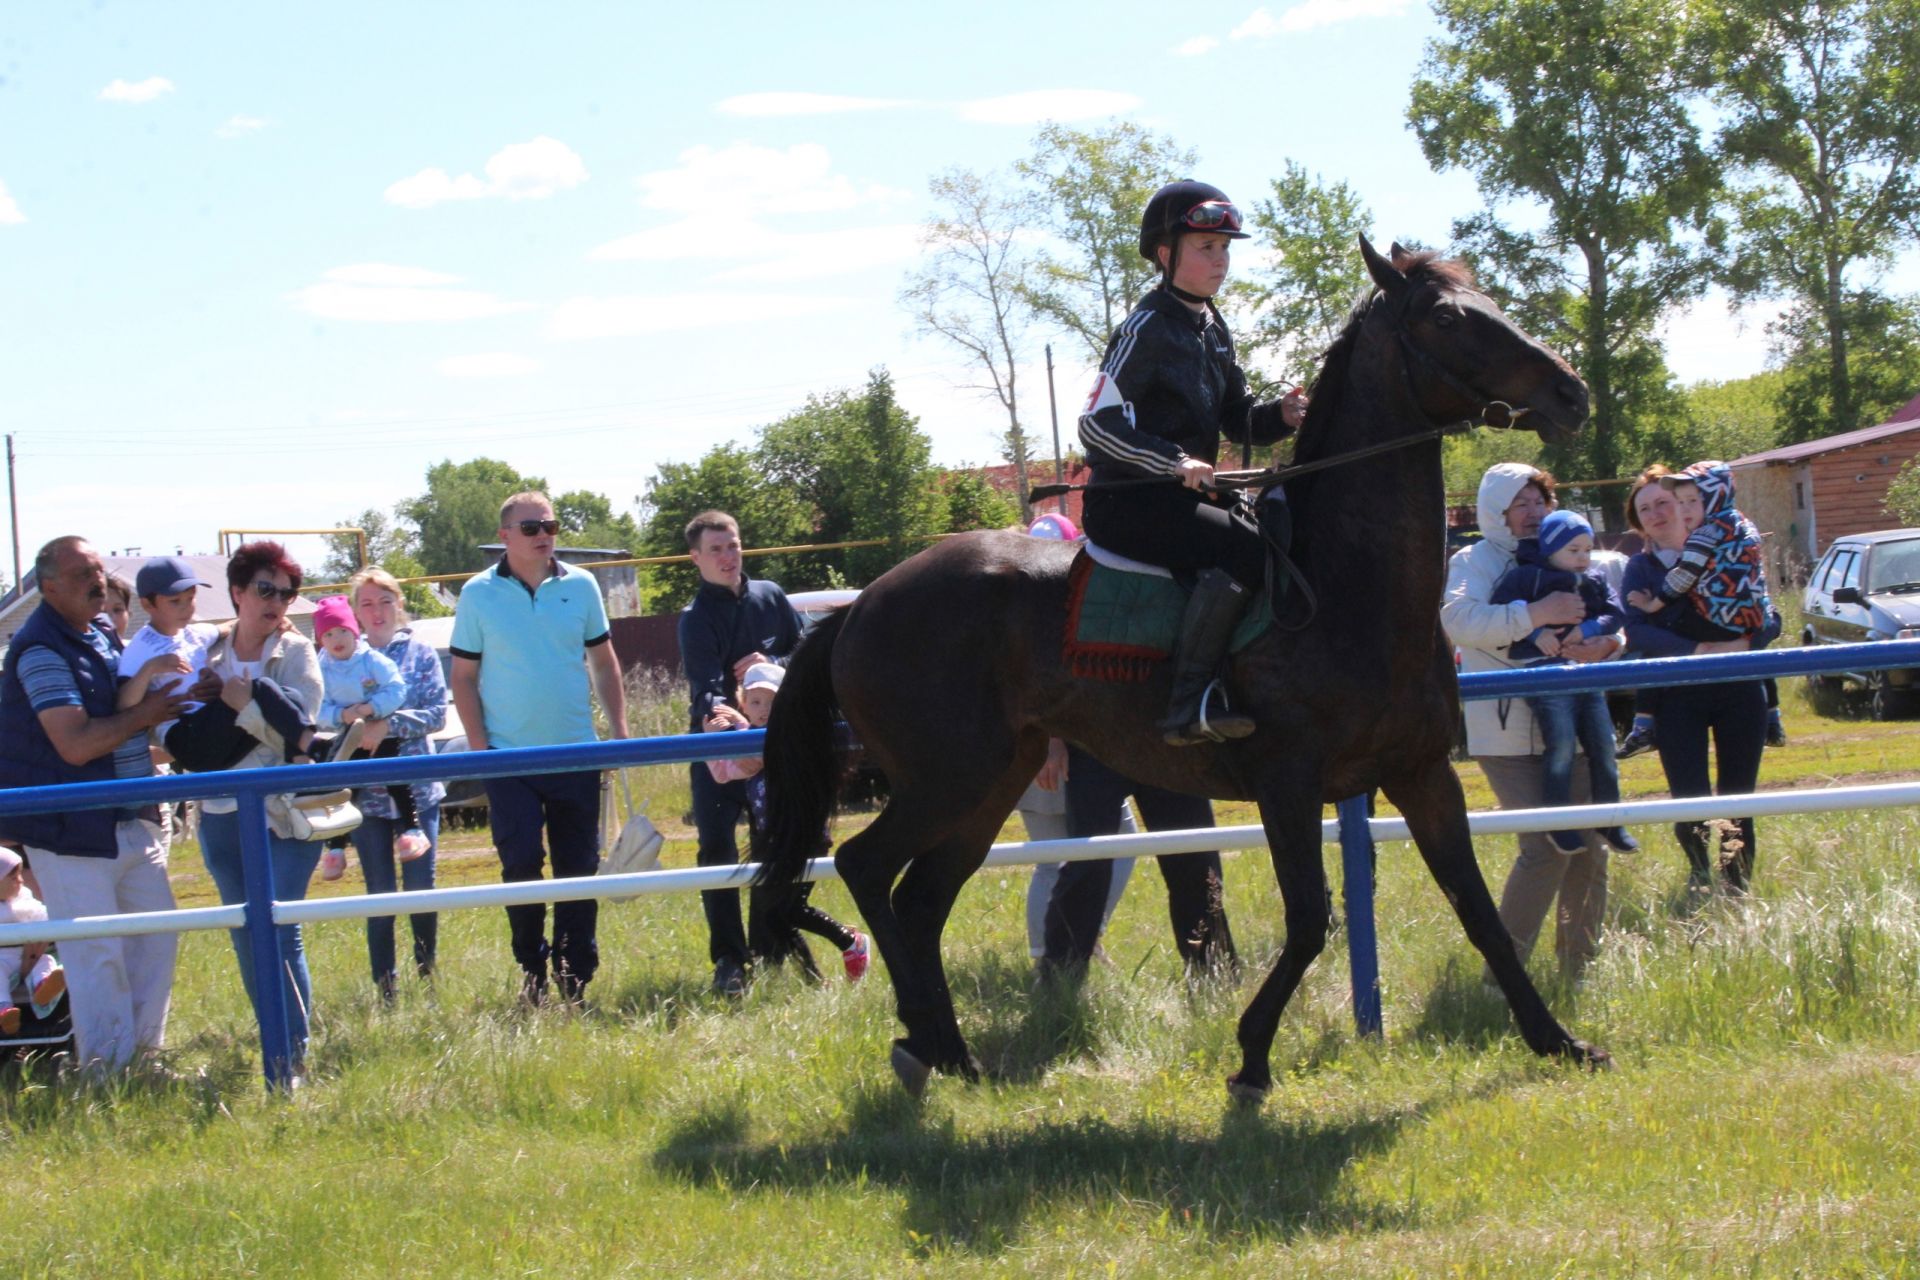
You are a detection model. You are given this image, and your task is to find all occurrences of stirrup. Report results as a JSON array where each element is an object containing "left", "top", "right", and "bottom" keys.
[{"left": 1195, "top": 680, "right": 1229, "bottom": 744}]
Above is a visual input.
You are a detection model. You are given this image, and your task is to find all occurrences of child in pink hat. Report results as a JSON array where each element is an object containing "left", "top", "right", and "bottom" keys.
[{"left": 312, "top": 596, "right": 423, "bottom": 880}]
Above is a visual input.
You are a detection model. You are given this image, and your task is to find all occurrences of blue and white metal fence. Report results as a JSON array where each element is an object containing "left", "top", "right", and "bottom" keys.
[{"left": 3, "top": 640, "right": 1918, "bottom": 1087}]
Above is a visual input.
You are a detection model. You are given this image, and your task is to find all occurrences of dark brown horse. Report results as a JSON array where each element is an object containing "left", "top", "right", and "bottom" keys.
[{"left": 759, "top": 238, "right": 1609, "bottom": 1102}]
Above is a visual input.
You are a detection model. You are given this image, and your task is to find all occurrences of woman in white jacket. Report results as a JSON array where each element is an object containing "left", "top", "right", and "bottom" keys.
[{"left": 1441, "top": 463, "right": 1626, "bottom": 978}]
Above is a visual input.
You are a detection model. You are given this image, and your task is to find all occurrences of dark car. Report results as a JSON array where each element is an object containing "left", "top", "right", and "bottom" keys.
[{"left": 1800, "top": 529, "right": 1920, "bottom": 719}]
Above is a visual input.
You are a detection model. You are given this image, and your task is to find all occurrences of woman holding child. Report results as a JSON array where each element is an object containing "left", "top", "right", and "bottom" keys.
[
  {"left": 191, "top": 541, "right": 327, "bottom": 1075},
  {"left": 1442, "top": 463, "right": 1625, "bottom": 978},
  {"left": 346, "top": 567, "right": 450, "bottom": 1002},
  {"left": 1622, "top": 464, "right": 1779, "bottom": 894}
]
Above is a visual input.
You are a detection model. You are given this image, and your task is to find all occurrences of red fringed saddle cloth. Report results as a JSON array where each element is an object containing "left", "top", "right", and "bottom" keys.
[{"left": 1062, "top": 550, "right": 1274, "bottom": 683}]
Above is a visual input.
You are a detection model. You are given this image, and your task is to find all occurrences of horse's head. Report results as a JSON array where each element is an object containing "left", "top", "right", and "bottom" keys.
[{"left": 1359, "top": 235, "right": 1589, "bottom": 444}]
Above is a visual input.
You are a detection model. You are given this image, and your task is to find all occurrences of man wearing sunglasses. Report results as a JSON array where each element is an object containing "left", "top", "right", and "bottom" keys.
[
  {"left": 449, "top": 490, "right": 628, "bottom": 1006},
  {"left": 1077, "top": 179, "right": 1307, "bottom": 746}
]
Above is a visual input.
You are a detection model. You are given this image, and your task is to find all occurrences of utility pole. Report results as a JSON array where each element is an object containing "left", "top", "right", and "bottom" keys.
[
  {"left": 1044, "top": 345, "right": 1066, "bottom": 515},
  {"left": 6, "top": 434, "right": 19, "bottom": 590}
]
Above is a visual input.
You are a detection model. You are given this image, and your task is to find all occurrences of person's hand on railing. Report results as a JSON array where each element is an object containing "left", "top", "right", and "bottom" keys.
[{"left": 1694, "top": 637, "right": 1749, "bottom": 655}]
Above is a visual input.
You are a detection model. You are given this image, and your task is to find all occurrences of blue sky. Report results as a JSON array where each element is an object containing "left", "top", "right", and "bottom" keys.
[{"left": 0, "top": 0, "right": 1846, "bottom": 576}]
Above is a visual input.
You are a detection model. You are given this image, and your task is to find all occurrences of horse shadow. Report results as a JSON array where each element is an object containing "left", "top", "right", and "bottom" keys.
[{"left": 651, "top": 1082, "right": 1442, "bottom": 1253}]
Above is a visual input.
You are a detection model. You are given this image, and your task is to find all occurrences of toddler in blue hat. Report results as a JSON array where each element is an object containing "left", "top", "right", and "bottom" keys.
[{"left": 1488, "top": 511, "right": 1639, "bottom": 855}]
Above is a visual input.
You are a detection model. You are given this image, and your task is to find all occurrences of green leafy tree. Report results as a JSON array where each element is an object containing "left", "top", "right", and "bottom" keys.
[
  {"left": 553, "top": 489, "right": 642, "bottom": 557},
  {"left": 1668, "top": 370, "right": 1790, "bottom": 463},
  {"left": 902, "top": 167, "right": 1040, "bottom": 522},
  {"left": 1700, "top": 0, "right": 1920, "bottom": 441},
  {"left": 1410, "top": 0, "right": 1721, "bottom": 520},
  {"left": 940, "top": 468, "right": 1021, "bottom": 532},
  {"left": 1014, "top": 121, "right": 1198, "bottom": 362},
  {"left": 1886, "top": 453, "right": 1920, "bottom": 526},
  {"left": 398, "top": 457, "right": 546, "bottom": 589},
  {"left": 316, "top": 508, "right": 449, "bottom": 617},
  {"left": 1235, "top": 161, "right": 1375, "bottom": 390}
]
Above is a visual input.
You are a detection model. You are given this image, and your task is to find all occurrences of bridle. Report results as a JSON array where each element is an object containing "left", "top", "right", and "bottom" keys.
[{"left": 1385, "top": 284, "right": 1535, "bottom": 436}]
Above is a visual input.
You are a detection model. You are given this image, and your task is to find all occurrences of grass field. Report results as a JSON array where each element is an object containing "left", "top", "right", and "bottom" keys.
[{"left": 6, "top": 682, "right": 1920, "bottom": 1276}]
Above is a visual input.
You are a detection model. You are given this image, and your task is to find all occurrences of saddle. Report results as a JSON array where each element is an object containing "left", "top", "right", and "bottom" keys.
[{"left": 1062, "top": 543, "right": 1272, "bottom": 682}]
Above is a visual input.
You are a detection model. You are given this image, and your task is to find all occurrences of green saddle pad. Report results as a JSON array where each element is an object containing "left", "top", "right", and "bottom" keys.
[{"left": 1064, "top": 553, "right": 1272, "bottom": 681}]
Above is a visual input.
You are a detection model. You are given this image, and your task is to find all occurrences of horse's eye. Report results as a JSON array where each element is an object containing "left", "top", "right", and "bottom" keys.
[{"left": 1432, "top": 308, "right": 1458, "bottom": 328}]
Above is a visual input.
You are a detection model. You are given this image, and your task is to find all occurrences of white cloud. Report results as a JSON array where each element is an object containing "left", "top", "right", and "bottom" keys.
[
  {"left": 215, "top": 114, "right": 270, "bottom": 139},
  {"left": 1659, "top": 294, "right": 1784, "bottom": 385},
  {"left": 98, "top": 76, "right": 175, "bottom": 104},
  {"left": 958, "top": 90, "right": 1141, "bottom": 124},
  {"left": 1233, "top": 0, "right": 1409, "bottom": 39},
  {"left": 0, "top": 180, "right": 24, "bottom": 226},
  {"left": 286, "top": 264, "right": 531, "bottom": 323},
  {"left": 436, "top": 351, "right": 544, "bottom": 378},
  {"left": 630, "top": 142, "right": 904, "bottom": 218},
  {"left": 547, "top": 292, "right": 854, "bottom": 340},
  {"left": 384, "top": 136, "right": 588, "bottom": 209},
  {"left": 717, "top": 92, "right": 912, "bottom": 117},
  {"left": 1172, "top": 35, "right": 1220, "bottom": 56}
]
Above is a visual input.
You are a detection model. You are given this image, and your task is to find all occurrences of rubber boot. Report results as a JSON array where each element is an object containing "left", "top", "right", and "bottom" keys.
[{"left": 1160, "top": 568, "right": 1256, "bottom": 746}]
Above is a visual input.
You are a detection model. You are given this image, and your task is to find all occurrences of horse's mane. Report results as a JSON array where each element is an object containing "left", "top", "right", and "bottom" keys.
[{"left": 1281, "top": 250, "right": 1473, "bottom": 552}]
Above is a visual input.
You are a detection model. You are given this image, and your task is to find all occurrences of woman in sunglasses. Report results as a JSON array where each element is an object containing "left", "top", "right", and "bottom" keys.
[
  {"left": 1077, "top": 180, "right": 1307, "bottom": 745},
  {"left": 190, "top": 540, "right": 330, "bottom": 1078}
]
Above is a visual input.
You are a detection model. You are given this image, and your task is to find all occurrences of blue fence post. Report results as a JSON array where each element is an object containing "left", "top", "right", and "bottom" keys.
[
  {"left": 236, "top": 792, "right": 296, "bottom": 1091},
  {"left": 1336, "top": 793, "right": 1383, "bottom": 1038}
]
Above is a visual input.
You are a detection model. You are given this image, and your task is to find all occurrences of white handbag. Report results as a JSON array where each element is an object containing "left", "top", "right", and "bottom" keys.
[
  {"left": 600, "top": 772, "right": 664, "bottom": 883},
  {"left": 282, "top": 788, "right": 363, "bottom": 843}
]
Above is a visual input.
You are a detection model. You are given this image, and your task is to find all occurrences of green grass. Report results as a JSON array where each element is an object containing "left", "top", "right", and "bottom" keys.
[{"left": 7, "top": 699, "right": 1920, "bottom": 1276}]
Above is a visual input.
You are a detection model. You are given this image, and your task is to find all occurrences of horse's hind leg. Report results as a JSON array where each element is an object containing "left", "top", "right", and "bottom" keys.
[
  {"left": 1228, "top": 792, "right": 1332, "bottom": 1103},
  {"left": 1381, "top": 757, "right": 1610, "bottom": 1068}
]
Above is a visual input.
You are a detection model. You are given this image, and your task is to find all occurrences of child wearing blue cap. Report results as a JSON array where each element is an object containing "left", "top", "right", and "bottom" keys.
[{"left": 1489, "top": 510, "right": 1639, "bottom": 854}]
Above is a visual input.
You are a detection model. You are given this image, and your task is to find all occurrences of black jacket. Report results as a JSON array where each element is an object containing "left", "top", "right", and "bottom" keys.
[
  {"left": 1077, "top": 289, "right": 1294, "bottom": 484},
  {"left": 678, "top": 574, "right": 803, "bottom": 730}
]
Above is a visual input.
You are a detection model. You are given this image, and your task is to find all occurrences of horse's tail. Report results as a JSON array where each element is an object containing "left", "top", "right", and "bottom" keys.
[{"left": 756, "top": 607, "right": 849, "bottom": 890}]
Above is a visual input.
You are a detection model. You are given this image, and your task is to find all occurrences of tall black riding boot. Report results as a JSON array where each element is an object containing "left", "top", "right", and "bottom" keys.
[
  {"left": 1160, "top": 568, "right": 1256, "bottom": 746},
  {"left": 1675, "top": 820, "right": 1713, "bottom": 890}
]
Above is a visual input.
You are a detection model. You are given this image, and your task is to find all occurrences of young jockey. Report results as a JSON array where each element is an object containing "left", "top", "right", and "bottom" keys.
[{"left": 1077, "top": 180, "right": 1307, "bottom": 745}]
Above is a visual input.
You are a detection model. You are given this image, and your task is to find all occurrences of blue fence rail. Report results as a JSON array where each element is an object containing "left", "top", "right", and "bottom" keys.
[{"left": 4, "top": 640, "right": 1919, "bottom": 1085}]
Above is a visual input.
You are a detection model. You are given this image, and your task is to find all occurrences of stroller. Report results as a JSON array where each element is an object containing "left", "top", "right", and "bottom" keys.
[{"left": 0, "top": 955, "right": 72, "bottom": 1066}]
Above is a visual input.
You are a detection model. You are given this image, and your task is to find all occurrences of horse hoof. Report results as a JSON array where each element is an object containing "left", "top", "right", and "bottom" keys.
[
  {"left": 891, "top": 1041, "right": 932, "bottom": 1099},
  {"left": 1573, "top": 1040, "right": 1613, "bottom": 1072},
  {"left": 1225, "top": 1075, "right": 1269, "bottom": 1108}
]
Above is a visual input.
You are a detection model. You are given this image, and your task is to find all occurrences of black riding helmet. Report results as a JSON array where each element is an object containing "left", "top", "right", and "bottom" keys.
[{"left": 1137, "top": 179, "right": 1250, "bottom": 263}]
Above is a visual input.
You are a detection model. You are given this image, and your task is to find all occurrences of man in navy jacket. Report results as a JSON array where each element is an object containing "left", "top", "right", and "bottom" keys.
[
  {"left": 677, "top": 511, "right": 802, "bottom": 996},
  {"left": 0, "top": 536, "right": 186, "bottom": 1074}
]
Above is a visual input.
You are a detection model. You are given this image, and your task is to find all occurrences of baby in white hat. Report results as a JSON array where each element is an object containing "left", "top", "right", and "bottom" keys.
[{"left": 0, "top": 849, "right": 67, "bottom": 1034}]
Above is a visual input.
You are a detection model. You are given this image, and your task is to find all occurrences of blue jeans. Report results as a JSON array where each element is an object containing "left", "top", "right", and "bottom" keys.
[
  {"left": 351, "top": 807, "right": 440, "bottom": 986},
  {"left": 198, "top": 807, "right": 323, "bottom": 1061},
  {"left": 1528, "top": 691, "right": 1622, "bottom": 814}
]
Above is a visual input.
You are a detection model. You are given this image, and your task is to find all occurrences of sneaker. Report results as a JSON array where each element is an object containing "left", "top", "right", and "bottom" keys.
[
  {"left": 1599, "top": 826, "right": 1640, "bottom": 853},
  {"left": 0, "top": 1004, "right": 18, "bottom": 1035},
  {"left": 1617, "top": 724, "right": 1657, "bottom": 759},
  {"left": 1766, "top": 716, "right": 1787, "bottom": 749},
  {"left": 711, "top": 957, "right": 748, "bottom": 998},
  {"left": 841, "top": 930, "right": 871, "bottom": 982},
  {"left": 29, "top": 957, "right": 66, "bottom": 1015},
  {"left": 395, "top": 828, "right": 431, "bottom": 862},
  {"left": 319, "top": 844, "right": 347, "bottom": 882}
]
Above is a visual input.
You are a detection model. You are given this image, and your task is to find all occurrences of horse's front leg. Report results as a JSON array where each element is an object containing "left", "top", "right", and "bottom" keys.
[
  {"left": 1381, "top": 756, "right": 1611, "bottom": 1069},
  {"left": 1228, "top": 785, "right": 1332, "bottom": 1105}
]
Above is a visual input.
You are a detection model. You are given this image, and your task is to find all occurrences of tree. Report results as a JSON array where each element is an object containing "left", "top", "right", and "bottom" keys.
[
  {"left": 845, "top": 369, "right": 945, "bottom": 584},
  {"left": 939, "top": 468, "right": 1020, "bottom": 533},
  {"left": 1886, "top": 453, "right": 1920, "bottom": 526},
  {"left": 1701, "top": 0, "right": 1920, "bottom": 441},
  {"left": 901, "top": 167, "right": 1040, "bottom": 523},
  {"left": 316, "top": 508, "right": 449, "bottom": 617},
  {"left": 1014, "top": 121, "right": 1198, "bottom": 362},
  {"left": 1410, "top": 0, "right": 1722, "bottom": 518},
  {"left": 553, "top": 489, "right": 642, "bottom": 555},
  {"left": 1235, "top": 161, "right": 1375, "bottom": 390},
  {"left": 1770, "top": 292, "right": 1920, "bottom": 439},
  {"left": 397, "top": 457, "right": 545, "bottom": 588}
]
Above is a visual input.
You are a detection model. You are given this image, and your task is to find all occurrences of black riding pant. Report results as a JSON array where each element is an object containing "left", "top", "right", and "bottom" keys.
[
  {"left": 1653, "top": 679, "right": 1767, "bottom": 889},
  {"left": 1043, "top": 747, "right": 1235, "bottom": 968},
  {"left": 1082, "top": 486, "right": 1266, "bottom": 590}
]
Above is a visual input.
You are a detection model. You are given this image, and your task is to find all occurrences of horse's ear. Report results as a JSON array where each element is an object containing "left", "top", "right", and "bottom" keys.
[
  {"left": 1359, "top": 234, "right": 1405, "bottom": 296},
  {"left": 1389, "top": 240, "right": 1411, "bottom": 263}
]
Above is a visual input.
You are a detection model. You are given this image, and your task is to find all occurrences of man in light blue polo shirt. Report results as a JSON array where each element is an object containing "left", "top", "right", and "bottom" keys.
[{"left": 449, "top": 490, "right": 628, "bottom": 1005}]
